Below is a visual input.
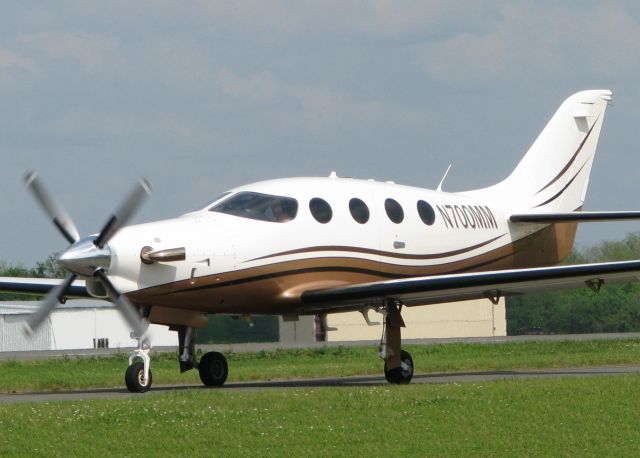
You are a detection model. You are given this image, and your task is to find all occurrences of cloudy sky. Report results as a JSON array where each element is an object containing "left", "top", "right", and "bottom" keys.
[{"left": 2, "top": 1, "right": 640, "bottom": 266}]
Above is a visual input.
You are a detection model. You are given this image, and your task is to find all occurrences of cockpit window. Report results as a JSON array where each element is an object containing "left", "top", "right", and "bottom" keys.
[
  {"left": 210, "top": 192, "right": 298, "bottom": 223},
  {"left": 197, "top": 192, "right": 232, "bottom": 211}
]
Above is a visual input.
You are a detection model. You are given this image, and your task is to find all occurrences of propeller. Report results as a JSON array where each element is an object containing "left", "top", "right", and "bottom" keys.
[
  {"left": 23, "top": 172, "right": 151, "bottom": 339},
  {"left": 24, "top": 171, "right": 80, "bottom": 244}
]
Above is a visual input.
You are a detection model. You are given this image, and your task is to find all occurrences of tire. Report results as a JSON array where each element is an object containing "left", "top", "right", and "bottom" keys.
[
  {"left": 125, "top": 362, "right": 153, "bottom": 393},
  {"left": 199, "top": 352, "right": 228, "bottom": 387},
  {"left": 384, "top": 350, "right": 414, "bottom": 384}
]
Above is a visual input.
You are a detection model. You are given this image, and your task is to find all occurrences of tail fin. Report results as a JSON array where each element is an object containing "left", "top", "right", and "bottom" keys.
[{"left": 474, "top": 90, "right": 612, "bottom": 211}]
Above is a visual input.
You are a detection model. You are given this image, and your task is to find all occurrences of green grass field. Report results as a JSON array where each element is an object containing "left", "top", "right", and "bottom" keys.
[
  {"left": 1, "top": 375, "right": 639, "bottom": 456},
  {"left": 2, "top": 338, "right": 640, "bottom": 455},
  {"left": 2, "top": 338, "right": 640, "bottom": 393}
]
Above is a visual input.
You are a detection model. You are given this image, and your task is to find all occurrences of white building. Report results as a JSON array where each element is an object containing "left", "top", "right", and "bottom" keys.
[
  {"left": 0, "top": 300, "right": 176, "bottom": 351},
  {"left": 279, "top": 298, "right": 507, "bottom": 343},
  {"left": 2, "top": 297, "right": 507, "bottom": 351}
]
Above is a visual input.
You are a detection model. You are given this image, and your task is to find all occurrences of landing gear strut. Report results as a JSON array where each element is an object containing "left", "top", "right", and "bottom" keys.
[
  {"left": 125, "top": 336, "right": 152, "bottom": 393},
  {"left": 178, "top": 325, "right": 229, "bottom": 387},
  {"left": 379, "top": 299, "right": 413, "bottom": 384}
]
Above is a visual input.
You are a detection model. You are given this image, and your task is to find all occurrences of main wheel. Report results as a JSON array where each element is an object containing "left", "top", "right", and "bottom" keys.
[
  {"left": 125, "top": 362, "right": 153, "bottom": 393},
  {"left": 199, "top": 351, "right": 228, "bottom": 387},
  {"left": 384, "top": 349, "right": 414, "bottom": 384}
]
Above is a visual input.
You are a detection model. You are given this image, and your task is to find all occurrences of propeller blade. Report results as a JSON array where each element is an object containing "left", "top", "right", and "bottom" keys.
[
  {"left": 94, "top": 179, "right": 151, "bottom": 249},
  {"left": 93, "top": 269, "right": 148, "bottom": 338},
  {"left": 24, "top": 171, "right": 80, "bottom": 244},
  {"left": 24, "top": 273, "right": 77, "bottom": 334}
]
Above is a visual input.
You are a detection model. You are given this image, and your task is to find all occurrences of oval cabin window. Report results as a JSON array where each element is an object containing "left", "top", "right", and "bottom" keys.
[
  {"left": 349, "top": 198, "right": 370, "bottom": 224},
  {"left": 384, "top": 198, "right": 404, "bottom": 224},
  {"left": 417, "top": 200, "right": 435, "bottom": 225},
  {"left": 309, "top": 198, "right": 332, "bottom": 223}
]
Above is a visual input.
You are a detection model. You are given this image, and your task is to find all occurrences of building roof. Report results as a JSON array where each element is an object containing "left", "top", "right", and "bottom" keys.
[{"left": 0, "top": 299, "right": 112, "bottom": 315}]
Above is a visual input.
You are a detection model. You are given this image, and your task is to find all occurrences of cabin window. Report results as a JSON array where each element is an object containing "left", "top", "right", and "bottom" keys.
[
  {"left": 309, "top": 198, "right": 332, "bottom": 223},
  {"left": 384, "top": 198, "right": 404, "bottom": 224},
  {"left": 349, "top": 198, "right": 370, "bottom": 224},
  {"left": 417, "top": 200, "right": 435, "bottom": 225},
  {"left": 211, "top": 191, "right": 298, "bottom": 223}
]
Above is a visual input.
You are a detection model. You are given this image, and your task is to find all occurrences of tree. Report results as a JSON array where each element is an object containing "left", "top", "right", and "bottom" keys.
[
  {"left": 507, "top": 232, "right": 640, "bottom": 335},
  {"left": 0, "top": 253, "right": 63, "bottom": 301}
]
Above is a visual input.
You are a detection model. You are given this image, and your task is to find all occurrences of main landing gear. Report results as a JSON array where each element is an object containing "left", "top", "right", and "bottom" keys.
[
  {"left": 379, "top": 299, "right": 414, "bottom": 384},
  {"left": 177, "top": 325, "right": 229, "bottom": 386},
  {"left": 124, "top": 325, "right": 229, "bottom": 393}
]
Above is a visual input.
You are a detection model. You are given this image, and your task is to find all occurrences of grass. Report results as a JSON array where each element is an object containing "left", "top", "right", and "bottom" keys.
[
  {"left": 1, "top": 375, "right": 640, "bottom": 456},
  {"left": 1, "top": 338, "right": 640, "bottom": 393}
]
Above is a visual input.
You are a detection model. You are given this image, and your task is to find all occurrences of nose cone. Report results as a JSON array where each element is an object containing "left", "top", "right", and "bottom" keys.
[{"left": 58, "top": 236, "right": 112, "bottom": 277}]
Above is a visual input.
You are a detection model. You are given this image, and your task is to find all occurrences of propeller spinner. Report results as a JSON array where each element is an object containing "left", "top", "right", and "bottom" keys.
[{"left": 23, "top": 171, "right": 151, "bottom": 338}]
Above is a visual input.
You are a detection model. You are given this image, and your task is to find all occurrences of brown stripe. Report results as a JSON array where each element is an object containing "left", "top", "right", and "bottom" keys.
[
  {"left": 534, "top": 161, "right": 587, "bottom": 208},
  {"left": 535, "top": 113, "right": 600, "bottom": 195},
  {"left": 245, "top": 234, "right": 505, "bottom": 262}
]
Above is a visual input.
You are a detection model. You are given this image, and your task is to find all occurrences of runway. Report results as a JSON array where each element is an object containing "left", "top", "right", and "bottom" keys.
[{"left": 2, "top": 365, "right": 639, "bottom": 404}]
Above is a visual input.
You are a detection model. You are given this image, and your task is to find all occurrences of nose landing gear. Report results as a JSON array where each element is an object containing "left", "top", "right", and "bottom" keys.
[{"left": 125, "top": 338, "right": 152, "bottom": 393}]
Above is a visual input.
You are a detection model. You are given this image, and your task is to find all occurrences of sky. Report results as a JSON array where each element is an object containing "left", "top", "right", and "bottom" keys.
[{"left": 2, "top": 1, "right": 640, "bottom": 266}]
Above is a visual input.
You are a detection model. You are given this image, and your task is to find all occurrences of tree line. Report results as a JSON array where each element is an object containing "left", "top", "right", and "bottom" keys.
[
  {"left": 0, "top": 253, "right": 64, "bottom": 301},
  {"left": 507, "top": 232, "right": 640, "bottom": 335}
]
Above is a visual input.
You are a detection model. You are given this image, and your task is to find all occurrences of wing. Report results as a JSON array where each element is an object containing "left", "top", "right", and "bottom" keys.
[
  {"left": 299, "top": 260, "right": 640, "bottom": 314},
  {"left": 0, "top": 277, "right": 89, "bottom": 297},
  {"left": 510, "top": 211, "right": 640, "bottom": 223}
]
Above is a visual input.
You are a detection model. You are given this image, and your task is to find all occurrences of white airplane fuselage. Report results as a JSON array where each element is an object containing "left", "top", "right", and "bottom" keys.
[{"left": 102, "top": 176, "right": 575, "bottom": 325}]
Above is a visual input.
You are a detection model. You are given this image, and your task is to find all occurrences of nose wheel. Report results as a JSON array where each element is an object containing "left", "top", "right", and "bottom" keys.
[
  {"left": 125, "top": 361, "right": 153, "bottom": 393},
  {"left": 125, "top": 337, "right": 153, "bottom": 393}
]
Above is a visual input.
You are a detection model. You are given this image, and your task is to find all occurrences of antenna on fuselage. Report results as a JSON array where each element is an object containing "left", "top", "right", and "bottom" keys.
[{"left": 436, "top": 164, "right": 452, "bottom": 192}]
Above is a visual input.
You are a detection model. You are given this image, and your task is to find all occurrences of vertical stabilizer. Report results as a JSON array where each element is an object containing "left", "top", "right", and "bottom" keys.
[{"left": 475, "top": 90, "right": 612, "bottom": 212}]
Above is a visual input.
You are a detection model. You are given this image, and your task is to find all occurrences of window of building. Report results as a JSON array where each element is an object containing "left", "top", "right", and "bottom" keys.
[
  {"left": 211, "top": 191, "right": 298, "bottom": 223},
  {"left": 309, "top": 198, "right": 332, "bottom": 223},
  {"left": 349, "top": 198, "right": 370, "bottom": 224},
  {"left": 385, "top": 198, "right": 404, "bottom": 224},
  {"left": 417, "top": 200, "right": 435, "bottom": 225}
]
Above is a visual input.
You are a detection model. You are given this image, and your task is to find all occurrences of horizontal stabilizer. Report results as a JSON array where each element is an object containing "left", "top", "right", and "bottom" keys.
[{"left": 509, "top": 211, "right": 640, "bottom": 224}]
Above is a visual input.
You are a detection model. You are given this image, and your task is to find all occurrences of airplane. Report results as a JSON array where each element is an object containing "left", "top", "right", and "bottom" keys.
[{"left": 3, "top": 88, "right": 640, "bottom": 393}]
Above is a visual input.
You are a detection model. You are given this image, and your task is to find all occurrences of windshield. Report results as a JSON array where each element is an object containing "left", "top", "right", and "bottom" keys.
[
  {"left": 193, "top": 192, "right": 232, "bottom": 211},
  {"left": 210, "top": 191, "right": 298, "bottom": 223}
]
